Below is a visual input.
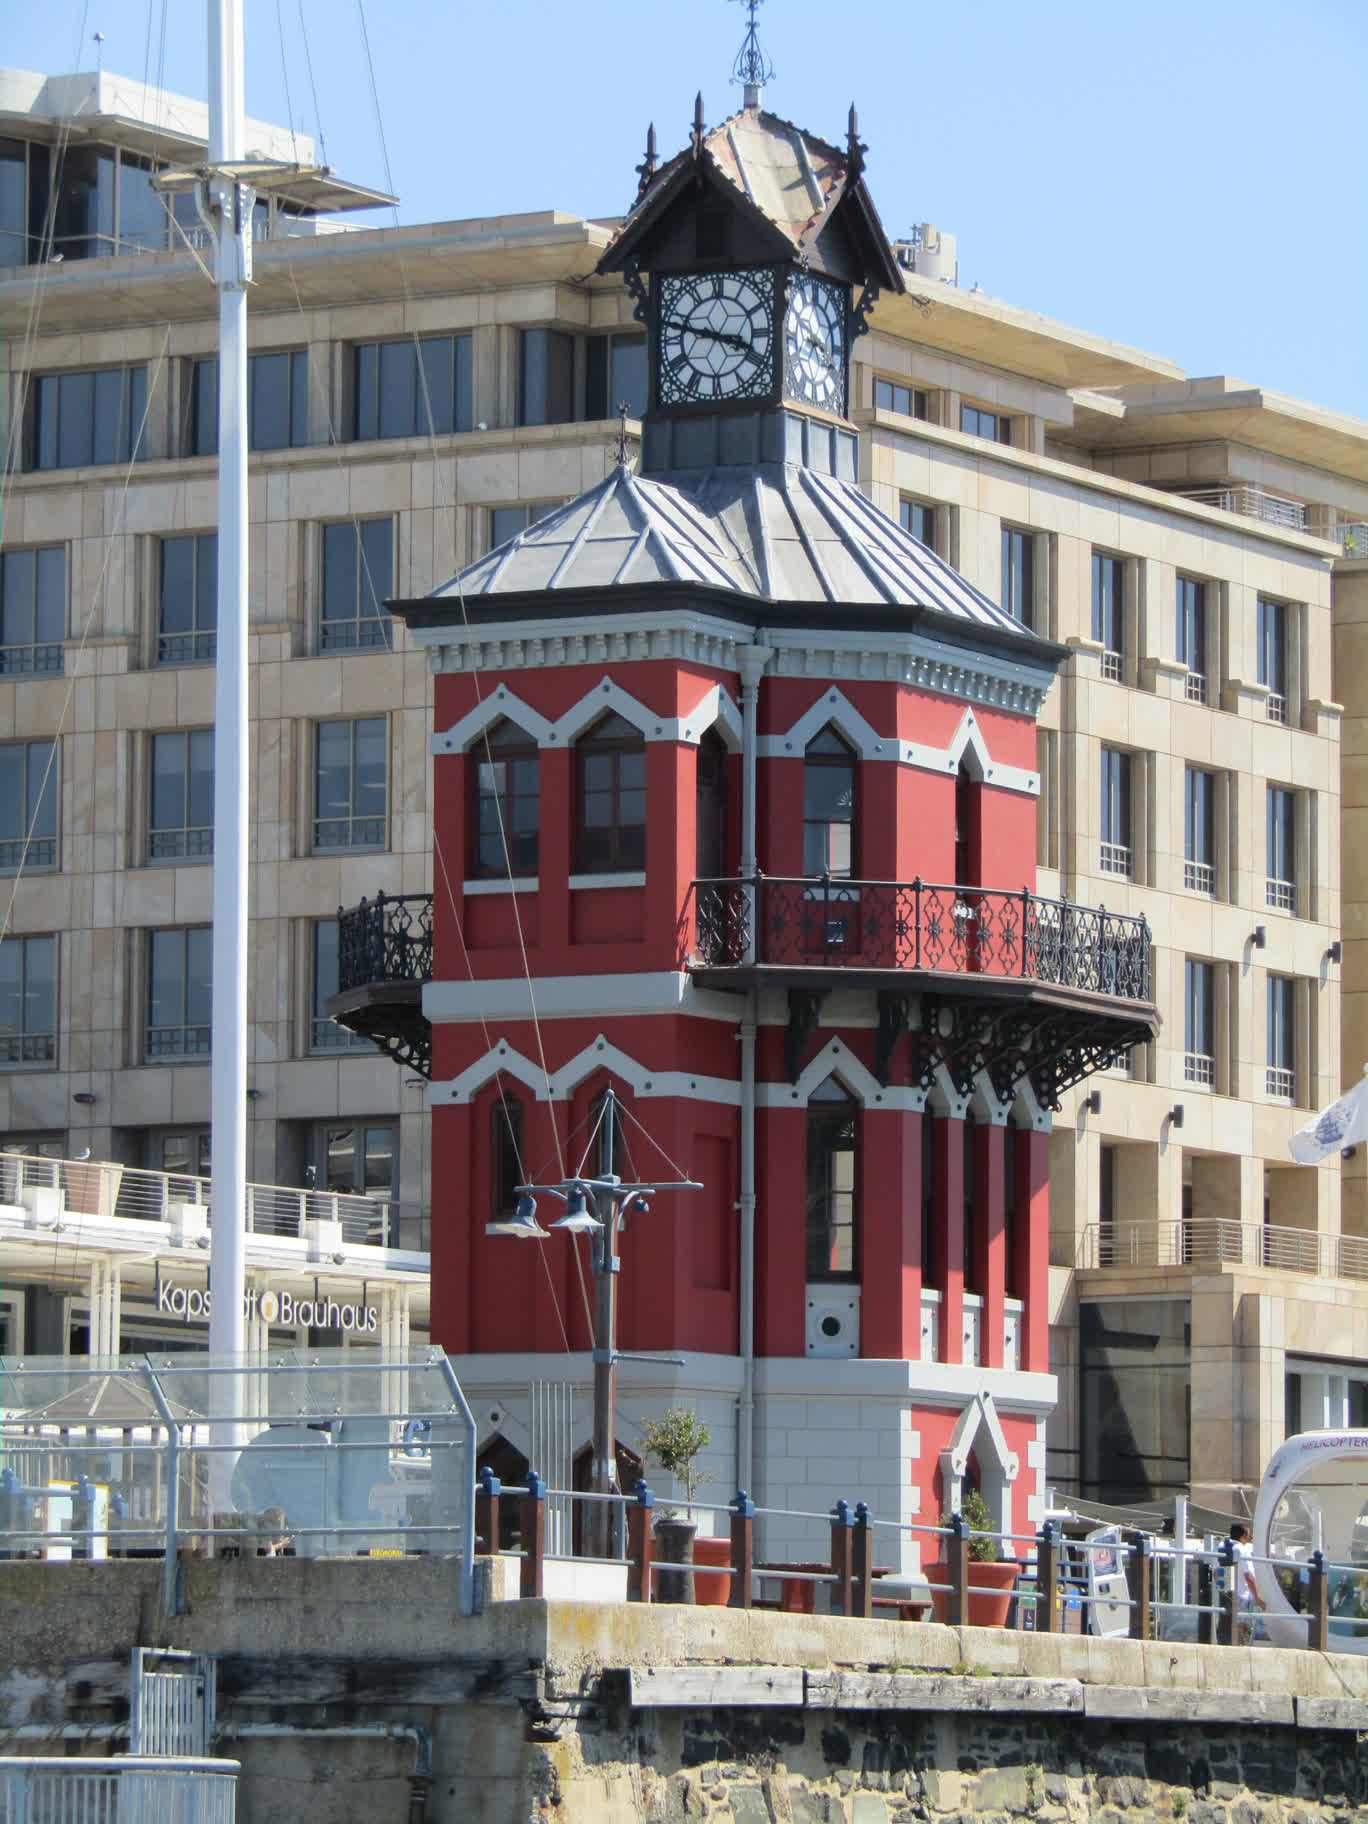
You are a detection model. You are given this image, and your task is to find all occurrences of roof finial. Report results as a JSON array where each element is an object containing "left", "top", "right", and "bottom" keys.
[
  {"left": 636, "top": 122, "right": 658, "bottom": 197},
  {"left": 615, "top": 402, "right": 633, "bottom": 470},
  {"left": 731, "top": 0, "right": 774, "bottom": 108},
  {"left": 846, "top": 102, "right": 866, "bottom": 179},
  {"left": 692, "top": 92, "right": 706, "bottom": 157}
]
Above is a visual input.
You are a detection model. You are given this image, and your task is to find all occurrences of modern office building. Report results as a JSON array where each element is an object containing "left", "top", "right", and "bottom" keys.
[{"left": 1, "top": 65, "right": 1366, "bottom": 1519}]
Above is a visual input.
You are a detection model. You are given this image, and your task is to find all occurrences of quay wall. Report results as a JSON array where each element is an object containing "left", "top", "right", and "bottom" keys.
[{"left": 1, "top": 1560, "right": 1367, "bottom": 1821}]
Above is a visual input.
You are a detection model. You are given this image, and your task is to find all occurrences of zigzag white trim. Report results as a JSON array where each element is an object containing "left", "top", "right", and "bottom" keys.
[
  {"left": 755, "top": 1036, "right": 927, "bottom": 1112},
  {"left": 435, "top": 676, "right": 743, "bottom": 753},
  {"left": 428, "top": 1033, "right": 741, "bottom": 1106},
  {"left": 758, "top": 688, "right": 886, "bottom": 762},
  {"left": 758, "top": 693, "right": 1038, "bottom": 795}
]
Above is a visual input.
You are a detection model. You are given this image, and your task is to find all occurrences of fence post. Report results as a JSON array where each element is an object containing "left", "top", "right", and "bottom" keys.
[
  {"left": 73, "top": 1475, "right": 97, "bottom": 1562},
  {"left": 830, "top": 1499, "right": 854, "bottom": 1617},
  {"left": 1217, "top": 1538, "right": 1236, "bottom": 1646},
  {"left": 852, "top": 1502, "right": 874, "bottom": 1619},
  {"left": 948, "top": 1512, "right": 970, "bottom": 1628},
  {"left": 520, "top": 1471, "right": 545, "bottom": 1599},
  {"left": 913, "top": 877, "right": 922, "bottom": 969},
  {"left": 475, "top": 1466, "right": 500, "bottom": 1556},
  {"left": 626, "top": 1480, "right": 654, "bottom": 1604},
  {"left": 1307, "top": 1550, "right": 1329, "bottom": 1653},
  {"left": 729, "top": 1490, "right": 755, "bottom": 1609},
  {"left": 1036, "top": 1522, "right": 1060, "bottom": 1634},
  {"left": 1020, "top": 885, "right": 1030, "bottom": 975},
  {"left": 1196, "top": 1556, "right": 1214, "bottom": 1645},
  {"left": 1124, "top": 1529, "right": 1151, "bottom": 1640}
]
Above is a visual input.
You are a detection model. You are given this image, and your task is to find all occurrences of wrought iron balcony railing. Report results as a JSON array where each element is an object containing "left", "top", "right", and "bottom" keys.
[
  {"left": 337, "top": 891, "right": 433, "bottom": 991},
  {"left": 692, "top": 876, "right": 1153, "bottom": 1003}
]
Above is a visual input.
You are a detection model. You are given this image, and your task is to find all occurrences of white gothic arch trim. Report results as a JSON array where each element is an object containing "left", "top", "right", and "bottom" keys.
[
  {"left": 432, "top": 684, "right": 555, "bottom": 755},
  {"left": 759, "top": 687, "right": 885, "bottom": 762},
  {"left": 429, "top": 1034, "right": 741, "bottom": 1108},
  {"left": 940, "top": 1387, "right": 1020, "bottom": 1544},
  {"left": 755, "top": 1036, "right": 924, "bottom": 1113}
]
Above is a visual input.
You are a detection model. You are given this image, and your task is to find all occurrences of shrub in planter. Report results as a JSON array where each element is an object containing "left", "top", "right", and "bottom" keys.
[
  {"left": 925, "top": 1487, "right": 1017, "bottom": 1626},
  {"left": 640, "top": 1405, "right": 716, "bottom": 1603}
]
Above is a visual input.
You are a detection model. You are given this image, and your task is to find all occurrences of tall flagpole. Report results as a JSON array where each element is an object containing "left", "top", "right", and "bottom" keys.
[{"left": 205, "top": 0, "right": 251, "bottom": 1490}]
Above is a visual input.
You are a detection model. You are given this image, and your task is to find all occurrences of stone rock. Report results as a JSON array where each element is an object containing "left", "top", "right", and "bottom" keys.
[
  {"left": 918, "top": 1770, "right": 965, "bottom": 1812},
  {"left": 851, "top": 1798, "right": 890, "bottom": 1824},
  {"left": 972, "top": 1768, "right": 1031, "bottom": 1812},
  {"left": 730, "top": 1788, "right": 772, "bottom": 1824}
]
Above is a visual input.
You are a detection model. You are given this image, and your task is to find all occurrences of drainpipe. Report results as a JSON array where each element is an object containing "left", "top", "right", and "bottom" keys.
[
  {"left": 218, "top": 1723, "right": 431, "bottom": 1817},
  {"left": 735, "top": 642, "right": 771, "bottom": 1499}
]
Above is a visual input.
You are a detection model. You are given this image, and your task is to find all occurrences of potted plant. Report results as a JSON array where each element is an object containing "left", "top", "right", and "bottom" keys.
[
  {"left": 924, "top": 1486, "right": 1019, "bottom": 1627},
  {"left": 639, "top": 1405, "right": 721, "bottom": 1603}
]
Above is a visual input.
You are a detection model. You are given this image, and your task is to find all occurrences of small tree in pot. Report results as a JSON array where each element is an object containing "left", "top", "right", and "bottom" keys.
[
  {"left": 640, "top": 1405, "right": 715, "bottom": 1602},
  {"left": 947, "top": 1485, "right": 999, "bottom": 1562},
  {"left": 926, "top": 1484, "right": 1018, "bottom": 1626}
]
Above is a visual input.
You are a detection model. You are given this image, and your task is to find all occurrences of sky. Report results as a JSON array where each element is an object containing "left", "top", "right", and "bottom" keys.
[{"left": 9, "top": 0, "right": 1368, "bottom": 420}]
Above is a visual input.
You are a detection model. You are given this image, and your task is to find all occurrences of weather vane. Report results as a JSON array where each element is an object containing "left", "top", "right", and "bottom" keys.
[{"left": 731, "top": 0, "right": 775, "bottom": 93}]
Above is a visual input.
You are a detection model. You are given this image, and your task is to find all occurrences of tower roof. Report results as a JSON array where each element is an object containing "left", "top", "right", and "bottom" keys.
[
  {"left": 599, "top": 99, "right": 904, "bottom": 294},
  {"left": 412, "top": 460, "right": 1040, "bottom": 644}
]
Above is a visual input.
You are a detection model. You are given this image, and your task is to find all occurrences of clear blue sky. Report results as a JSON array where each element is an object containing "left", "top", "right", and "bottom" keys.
[{"left": 10, "top": 0, "right": 1368, "bottom": 420}]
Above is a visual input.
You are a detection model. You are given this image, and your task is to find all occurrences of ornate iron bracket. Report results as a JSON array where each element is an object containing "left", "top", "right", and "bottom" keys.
[
  {"left": 622, "top": 255, "right": 650, "bottom": 330},
  {"left": 874, "top": 991, "right": 914, "bottom": 1085},
  {"left": 852, "top": 280, "right": 879, "bottom": 339},
  {"left": 785, "top": 988, "right": 826, "bottom": 1083}
]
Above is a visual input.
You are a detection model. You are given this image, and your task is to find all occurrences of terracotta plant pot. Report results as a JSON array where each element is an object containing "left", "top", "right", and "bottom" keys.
[
  {"left": 924, "top": 1558, "right": 1020, "bottom": 1627},
  {"left": 652, "top": 1516, "right": 698, "bottom": 1603},
  {"left": 691, "top": 1534, "right": 733, "bottom": 1606}
]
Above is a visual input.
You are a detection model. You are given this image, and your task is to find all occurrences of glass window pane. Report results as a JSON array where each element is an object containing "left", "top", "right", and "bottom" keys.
[
  {"left": 354, "top": 718, "right": 387, "bottom": 813},
  {"left": 609, "top": 336, "right": 647, "bottom": 418},
  {"left": 2, "top": 550, "right": 35, "bottom": 645},
  {"left": 0, "top": 139, "right": 28, "bottom": 269},
  {"left": 419, "top": 336, "right": 454, "bottom": 436},
  {"left": 160, "top": 538, "right": 194, "bottom": 633},
  {"left": 362, "top": 1126, "right": 393, "bottom": 1194},
  {"left": 359, "top": 519, "right": 393, "bottom": 617},
  {"left": 58, "top": 371, "right": 95, "bottom": 467},
  {"left": 353, "top": 344, "right": 378, "bottom": 441},
  {"left": 187, "top": 730, "right": 214, "bottom": 827},
  {"left": 185, "top": 929, "right": 212, "bottom": 1025},
  {"left": 491, "top": 506, "right": 527, "bottom": 549},
  {"left": 315, "top": 722, "right": 351, "bottom": 816},
  {"left": 378, "top": 340, "right": 416, "bottom": 439},
  {"left": 0, "top": 749, "right": 22, "bottom": 839},
  {"left": 322, "top": 524, "right": 356, "bottom": 624},
  {"left": 584, "top": 335, "right": 608, "bottom": 422},
  {"left": 453, "top": 333, "right": 473, "bottom": 433},
  {"left": 0, "top": 938, "right": 20, "bottom": 1032},
  {"left": 290, "top": 350, "right": 309, "bottom": 446},
  {"left": 117, "top": 153, "right": 164, "bottom": 250},
  {"left": 91, "top": 368, "right": 126, "bottom": 466},
  {"left": 195, "top": 534, "right": 218, "bottom": 633},
  {"left": 250, "top": 351, "right": 288, "bottom": 450},
  {"left": 151, "top": 734, "right": 187, "bottom": 832}
]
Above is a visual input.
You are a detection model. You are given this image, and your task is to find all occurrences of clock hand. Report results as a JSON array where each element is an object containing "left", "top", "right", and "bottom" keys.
[{"left": 666, "top": 319, "right": 760, "bottom": 359}]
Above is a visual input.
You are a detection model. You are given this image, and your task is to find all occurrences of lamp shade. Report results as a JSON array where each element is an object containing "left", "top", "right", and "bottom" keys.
[{"left": 551, "top": 1184, "right": 603, "bottom": 1233}]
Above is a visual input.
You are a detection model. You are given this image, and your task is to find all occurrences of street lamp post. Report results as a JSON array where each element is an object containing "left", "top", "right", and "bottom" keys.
[{"left": 489, "top": 1087, "right": 699, "bottom": 1557}]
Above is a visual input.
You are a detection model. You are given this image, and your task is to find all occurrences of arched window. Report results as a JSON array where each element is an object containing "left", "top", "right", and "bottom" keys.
[
  {"left": 954, "top": 760, "right": 978, "bottom": 889},
  {"left": 490, "top": 1091, "right": 524, "bottom": 1221},
  {"left": 695, "top": 727, "right": 729, "bottom": 879},
  {"left": 806, "top": 1075, "right": 857, "bottom": 1281},
  {"left": 963, "top": 1110, "right": 979, "bottom": 1292},
  {"left": 1003, "top": 1116, "right": 1018, "bottom": 1296},
  {"left": 470, "top": 719, "right": 539, "bottom": 878},
  {"left": 803, "top": 726, "right": 856, "bottom": 878},
  {"left": 576, "top": 712, "right": 646, "bottom": 873}
]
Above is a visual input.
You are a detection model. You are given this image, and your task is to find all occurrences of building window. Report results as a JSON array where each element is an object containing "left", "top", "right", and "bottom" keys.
[
  {"left": 0, "top": 935, "right": 56, "bottom": 1067},
  {"left": 0, "top": 740, "right": 58, "bottom": 870},
  {"left": 900, "top": 498, "right": 936, "bottom": 547},
  {"left": 1098, "top": 1142, "right": 1117, "bottom": 1266},
  {"left": 1266, "top": 785, "right": 1296, "bottom": 912},
  {"left": 1100, "top": 747, "right": 1132, "bottom": 878},
  {"left": 1177, "top": 576, "right": 1208, "bottom": 703},
  {"left": 486, "top": 502, "right": 560, "bottom": 553},
  {"left": 575, "top": 712, "right": 646, "bottom": 874},
  {"left": 314, "top": 718, "right": 387, "bottom": 852},
  {"left": 157, "top": 533, "right": 217, "bottom": 666},
  {"left": 1092, "top": 552, "right": 1125, "bottom": 681},
  {"left": 470, "top": 720, "right": 539, "bottom": 878},
  {"left": 149, "top": 730, "right": 213, "bottom": 861},
  {"left": 146, "top": 927, "right": 211, "bottom": 1059},
  {"left": 491, "top": 1094, "right": 525, "bottom": 1220},
  {"left": 518, "top": 329, "right": 648, "bottom": 426},
  {"left": 961, "top": 403, "right": 1011, "bottom": 444},
  {"left": 320, "top": 519, "right": 393, "bottom": 651},
  {"left": 0, "top": 546, "right": 66, "bottom": 675},
  {"left": 1184, "top": 765, "right": 1214, "bottom": 894},
  {"left": 1184, "top": 958, "right": 1214, "bottom": 1087},
  {"left": 1257, "top": 596, "right": 1289, "bottom": 724},
  {"left": 315, "top": 1121, "right": 396, "bottom": 1202},
  {"left": 585, "top": 333, "right": 648, "bottom": 421},
  {"left": 1001, "top": 526, "right": 1035, "bottom": 627},
  {"left": 146, "top": 1128, "right": 211, "bottom": 1181},
  {"left": 181, "top": 351, "right": 310, "bottom": 456},
  {"left": 963, "top": 1111, "right": 978, "bottom": 1292},
  {"left": 1266, "top": 975, "right": 1295, "bottom": 1101},
  {"left": 806, "top": 1076, "right": 857, "bottom": 1281},
  {"left": 311, "top": 919, "right": 371, "bottom": 1052},
  {"left": 876, "top": 378, "right": 929, "bottom": 419},
  {"left": 803, "top": 726, "right": 856, "bottom": 877},
  {"left": 696, "top": 727, "right": 729, "bottom": 879},
  {"left": 25, "top": 365, "right": 148, "bottom": 470},
  {"left": 351, "top": 333, "right": 472, "bottom": 441}
]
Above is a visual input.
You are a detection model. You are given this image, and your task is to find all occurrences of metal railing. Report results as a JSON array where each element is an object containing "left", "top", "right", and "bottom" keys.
[
  {"left": 1177, "top": 485, "right": 1309, "bottom": 533},
  {"left": 1080, "top": 1217, "right": 1368, "bottom": 1280},
  {"left": 0, "top": 1757, "right": 239, "bottom": 1822},
  {"left": 0, "top": 1150, "right": 428, "bottom": 1254},
  {"left": 0, "top": 1349, "right": 477, "bottom": 1616},
  {"left": 475, "top": 1472, "right": 1362, "bottom": 1653},
  {"left": 692, "top": 876, "right": 1153, "bottom": 1001},
  {"left": 336, "top": 891, "right": 433, "bottom": 991}
]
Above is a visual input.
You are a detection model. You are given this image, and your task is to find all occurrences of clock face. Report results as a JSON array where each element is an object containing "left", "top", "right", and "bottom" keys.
[
  {"left": 784, "top": 272, "right": 848, "bottom": 413},
  {"left": 656, "top": 269, "right": 778, "bottom": 405}
]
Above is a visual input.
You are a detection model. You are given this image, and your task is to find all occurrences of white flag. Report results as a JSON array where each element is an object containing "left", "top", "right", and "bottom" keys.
[{"left": 1289, "top": 1069, "right": 1368, "bottom": 1164}]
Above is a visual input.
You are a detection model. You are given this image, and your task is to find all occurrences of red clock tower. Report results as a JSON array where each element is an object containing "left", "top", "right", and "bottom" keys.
[{"left": 335, "top": 97, "right": 1157, "bottom": 1570}]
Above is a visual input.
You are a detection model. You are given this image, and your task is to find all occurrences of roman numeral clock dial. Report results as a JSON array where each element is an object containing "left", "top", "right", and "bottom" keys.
[
  {"left": 656, "top": 269, "right": 778, "bottom": 405},
  {"left": 784, "top": 271, "right": 848, "bottom": 414}
]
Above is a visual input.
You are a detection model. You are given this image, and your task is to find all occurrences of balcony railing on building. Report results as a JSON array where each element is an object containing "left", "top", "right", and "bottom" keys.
[
  {"left": 692, "top": 876, "right": 1153, "bottom": 1001},
  {"left": 0, "top": 1757, "right": 238, "bottom": 1822},
  {"left": 1176, "top": 485, "right": 1308, "bottom": 533},
  {"left": 0, "top": 1149, "right": 428, "bottom": 1254},
  {"left": 1184, "top": 858, "right": 1214, "bottom": 895},
  {"left": 1082, "top": 1218, "right": 1368, "bottom": 1282},
  {"left": 1265, "top": 1064, "right": 1295, "bottom": 1100},
  {"left": 1183, "top": 1050, "right": 1215, "bottom": 1087},
  {"left": 1266, "top": 874, "right": 1295, "bottom": 912}
]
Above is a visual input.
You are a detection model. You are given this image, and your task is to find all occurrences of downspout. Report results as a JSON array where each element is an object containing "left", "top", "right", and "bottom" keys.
[
  {"left": 736, "top": 642, "right": 772, "bottom": 1500},
  {"left": 218, "top": 1723, "right": 431, "bottom": 1818}
]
